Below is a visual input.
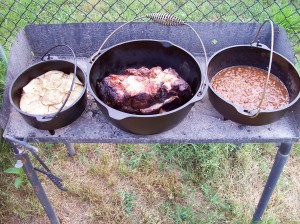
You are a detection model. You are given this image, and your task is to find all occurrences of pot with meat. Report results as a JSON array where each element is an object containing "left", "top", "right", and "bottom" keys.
[
  {"left": 207, "top": 20, "right": 300, "bottom": 125},
  {"left": 87, "top": 14, "right": 207, "bottom": 134}
]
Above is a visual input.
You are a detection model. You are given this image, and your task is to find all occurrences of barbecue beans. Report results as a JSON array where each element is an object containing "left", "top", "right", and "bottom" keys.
[{"left": 211, "top": 66, "right": 289, "bottom": 110}]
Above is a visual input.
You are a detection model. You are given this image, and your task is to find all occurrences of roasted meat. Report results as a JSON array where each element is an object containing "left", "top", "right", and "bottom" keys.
[{"left": 96, "top": 66, "right": 192, "bottom": 114}]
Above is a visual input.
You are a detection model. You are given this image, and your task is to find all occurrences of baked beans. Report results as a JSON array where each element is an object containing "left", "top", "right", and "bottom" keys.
[{"left": 211, "top": 66, "right": 289, "bottom": 110}]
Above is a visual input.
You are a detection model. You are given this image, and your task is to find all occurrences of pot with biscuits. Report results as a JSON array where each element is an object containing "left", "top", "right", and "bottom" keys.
[{"left": 9, "top": 45, "right": 87, "bottom": 130}]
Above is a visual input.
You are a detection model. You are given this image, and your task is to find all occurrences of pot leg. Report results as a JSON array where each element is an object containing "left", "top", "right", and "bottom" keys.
[
  {"left": 65, "top": 143, "right": 75, "bottom": 157},
  {"left": 252, "top": 142, "right": 294, "bottom": 222},
  {"left": 12, "top": 143, "right": 60, "bottom": 224}
]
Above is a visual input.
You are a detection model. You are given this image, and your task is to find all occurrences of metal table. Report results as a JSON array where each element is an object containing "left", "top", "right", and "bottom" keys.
[{"left": 1, "top": 22, "right": 299, "bottom": 223}]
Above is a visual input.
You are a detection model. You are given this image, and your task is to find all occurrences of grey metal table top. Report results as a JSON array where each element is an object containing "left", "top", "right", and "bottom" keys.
[{"left": 2, "top": 22, "right": 300, "bottom": 143}]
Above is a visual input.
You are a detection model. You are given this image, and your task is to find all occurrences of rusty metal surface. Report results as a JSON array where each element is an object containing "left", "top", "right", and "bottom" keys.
[{"left": 3, "top": 22, "right": 299, "bottom": 143}]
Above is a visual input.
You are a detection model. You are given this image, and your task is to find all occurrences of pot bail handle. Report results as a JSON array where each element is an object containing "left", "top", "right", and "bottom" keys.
[
  {"left": 246, "top": 19, "right": 274, "bottom": 118},
  {"left": 38, "top": 44, "right": 77, "bottom": 122},
  {"left": 89, "top": 13, "right": 207, "bottom": 96}
]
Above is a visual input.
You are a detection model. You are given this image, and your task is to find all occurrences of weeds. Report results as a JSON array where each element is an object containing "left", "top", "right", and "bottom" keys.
[
  {"left": 154, "top": 144, "right": 235, "bottom": 183},
  {"left": 162, "top": 202, "right": 196, "bottom": 223},
  {"left": 118, "top": 144, "right": 157, "bottom": 171},
  {"left": 152, "top": 143, "right": 285, "bottom": 223},
  {"left": 0, "top": 59, "right": 7, "bottom": 104},
  {"left": 4, "top": 167, "right": 26, "bottom": 189},
  {"left": 118, "top": 190, "right": 136, "bottom": 215}
]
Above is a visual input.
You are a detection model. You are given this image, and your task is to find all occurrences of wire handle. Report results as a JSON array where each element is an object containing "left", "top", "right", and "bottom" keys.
[
  {"left": 89, "top": 13, "right": 207, "bottom": 95},
  {"left": 146, "top": 13, "right": 185, "bottom": 26},
  {"left": 39, "top": 44, "right": 77, "bottom": 122},
  {"left": 246, "top": 19, "right": 274, "bottom": 118}
]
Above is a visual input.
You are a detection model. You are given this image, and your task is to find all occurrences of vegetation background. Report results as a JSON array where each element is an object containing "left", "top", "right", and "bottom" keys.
[{"left": 1, "top": 0, "right": 300, "bottom": 223}]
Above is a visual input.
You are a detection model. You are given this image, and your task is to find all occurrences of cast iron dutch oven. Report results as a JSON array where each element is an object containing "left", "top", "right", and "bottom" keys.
[
  {"left": 87, "top": 14, "right": 208, "bottom": 135},
  {"left": 207, "top": 20, "right": 300, "bottom": 125},
  {"left": 9, "top": 45, "right": 87, "bottom": 130}
]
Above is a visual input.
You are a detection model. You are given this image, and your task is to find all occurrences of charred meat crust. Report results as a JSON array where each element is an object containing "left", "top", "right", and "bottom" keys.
[{"left": 96, "top": 66, "right": 192, "bottom": 114}]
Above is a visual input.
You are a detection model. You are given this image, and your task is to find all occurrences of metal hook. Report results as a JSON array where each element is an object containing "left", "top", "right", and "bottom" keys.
[{"left": 248, "top": 19, "right": 274, "bottom": 118}]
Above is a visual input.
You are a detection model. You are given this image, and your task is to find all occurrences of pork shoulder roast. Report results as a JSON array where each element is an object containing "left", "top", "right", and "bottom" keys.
[{"left": 96, "top": 66, "right": 192, "bottom": 114}]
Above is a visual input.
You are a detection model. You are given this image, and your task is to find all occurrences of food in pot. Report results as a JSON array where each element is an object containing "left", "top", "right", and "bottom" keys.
[
  {"left": 20, "top": 70, "right": 84, "bottom": 115},
  {"left": 97, "top": 66, "right": 192, "bottom": 114},
  {"left": 211, "top": 66, "right": 289, "bottom": 110}
]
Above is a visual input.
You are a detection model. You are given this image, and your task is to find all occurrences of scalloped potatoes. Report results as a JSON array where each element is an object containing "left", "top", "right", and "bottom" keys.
[{"left": 20, "top": 70, "right": 84, "bottom": 115}]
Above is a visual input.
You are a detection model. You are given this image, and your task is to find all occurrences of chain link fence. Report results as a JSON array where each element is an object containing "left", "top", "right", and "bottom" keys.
[{"left": 0, "top": 0, "right": 299, "bottom": 63}]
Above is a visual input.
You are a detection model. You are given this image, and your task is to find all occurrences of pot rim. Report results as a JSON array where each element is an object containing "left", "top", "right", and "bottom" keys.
[
  {"left": 207, "top": 44, "right": 300, "bottom": 113},
  {"left": 87, "top": 39, "right": 208, "bottom": 119},
  {"left": 9, "top": 59, "right": 87, "bottom": 118}
]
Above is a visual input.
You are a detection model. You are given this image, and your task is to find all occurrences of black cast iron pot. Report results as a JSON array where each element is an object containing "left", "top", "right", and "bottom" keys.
[
  {"left": 87, "top": 14, "right": 208, "bottom": 135},
  {"left": 9, "top": 45, "right": 87, "bottom": 130},
  {"left": 88, "top": 39, "right": 207, "bottom": 135},
  {"left": 207, "top": 21, "right": 300, "bottom": 125}
]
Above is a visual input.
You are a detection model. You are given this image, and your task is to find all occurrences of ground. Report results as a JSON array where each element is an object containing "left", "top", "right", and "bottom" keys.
[{"left": 1, "top": 142, "right": 300, "bottom": 223}]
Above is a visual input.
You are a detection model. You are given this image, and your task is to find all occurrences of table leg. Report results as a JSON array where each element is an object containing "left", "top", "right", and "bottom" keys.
[
  {"left": 13, "top": 145, "right": 60, "bottom": 224},
  {"left": 234, "top": 143, "right": 243, "bottom": 151},
  {"left": 0, "top": 128, "right": 3, "bottom": 145},
  {"left": 65, "top": 143, "right": 75, "bottom": 157},
  {"left": 252, "top": 142, "right": 293, "bottom": 222}
]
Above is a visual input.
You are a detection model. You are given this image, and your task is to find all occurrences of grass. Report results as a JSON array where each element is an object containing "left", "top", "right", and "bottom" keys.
[
  {"left": 1, "top": 143, "right": 299, "bottom": 223},
  {"left": 0, "top": 1, "right": 299, "bottom": 52},
  {"left": 0, "top": 60, "right": 6, "bottom": 104},
  {"left": 118, "top": 190, "right": 136, "bottom": 215},
  {"left": 0, "top": 45, "right": 7, "bottom": 104},
  {"left": 1, "top": 0, "right": 300, "bottom": 223}
]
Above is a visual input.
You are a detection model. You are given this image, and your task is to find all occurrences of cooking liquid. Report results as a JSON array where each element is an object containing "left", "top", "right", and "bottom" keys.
[{"left": 211, "top": 66, "right": 289, "bottom": 110}]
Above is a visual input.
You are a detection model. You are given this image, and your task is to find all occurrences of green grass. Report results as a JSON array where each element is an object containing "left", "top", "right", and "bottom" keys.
[
  {"left": 0, "top": 0, "right": 299, "bottom": 49},
  {"left": 154, "top": 144, "right": 234, "bottom": 182},
  {"left": 162, "top": 202, "right": 198, "bottom": 223},
  {"left": 0, "top": 140, "right": 15, "bottom": 178},
  {"left": 0, "top": 43, "right": 7, "bottom": 105},
  {"left": 0, "top": 60, "right": 6, "bottom": 104},
  {"left": 0, "top": 138, "right": 22, "bottom": 220},
  {"left": 152, "top": 143, "right": 279, "bottom": 223},
  {"left": 118, "top": 190, "right": 136, "bottom": 215},
  {"left": 114, "top": 143, "right": 287, "bottom": 223},
  {"left": 118, "top": 144, "right": 157, "bottom": 171}
]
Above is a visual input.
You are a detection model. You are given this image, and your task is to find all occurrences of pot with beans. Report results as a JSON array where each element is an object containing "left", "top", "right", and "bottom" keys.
[{"left": 207, "top": 20, "right": 300, "bottom": 125}]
